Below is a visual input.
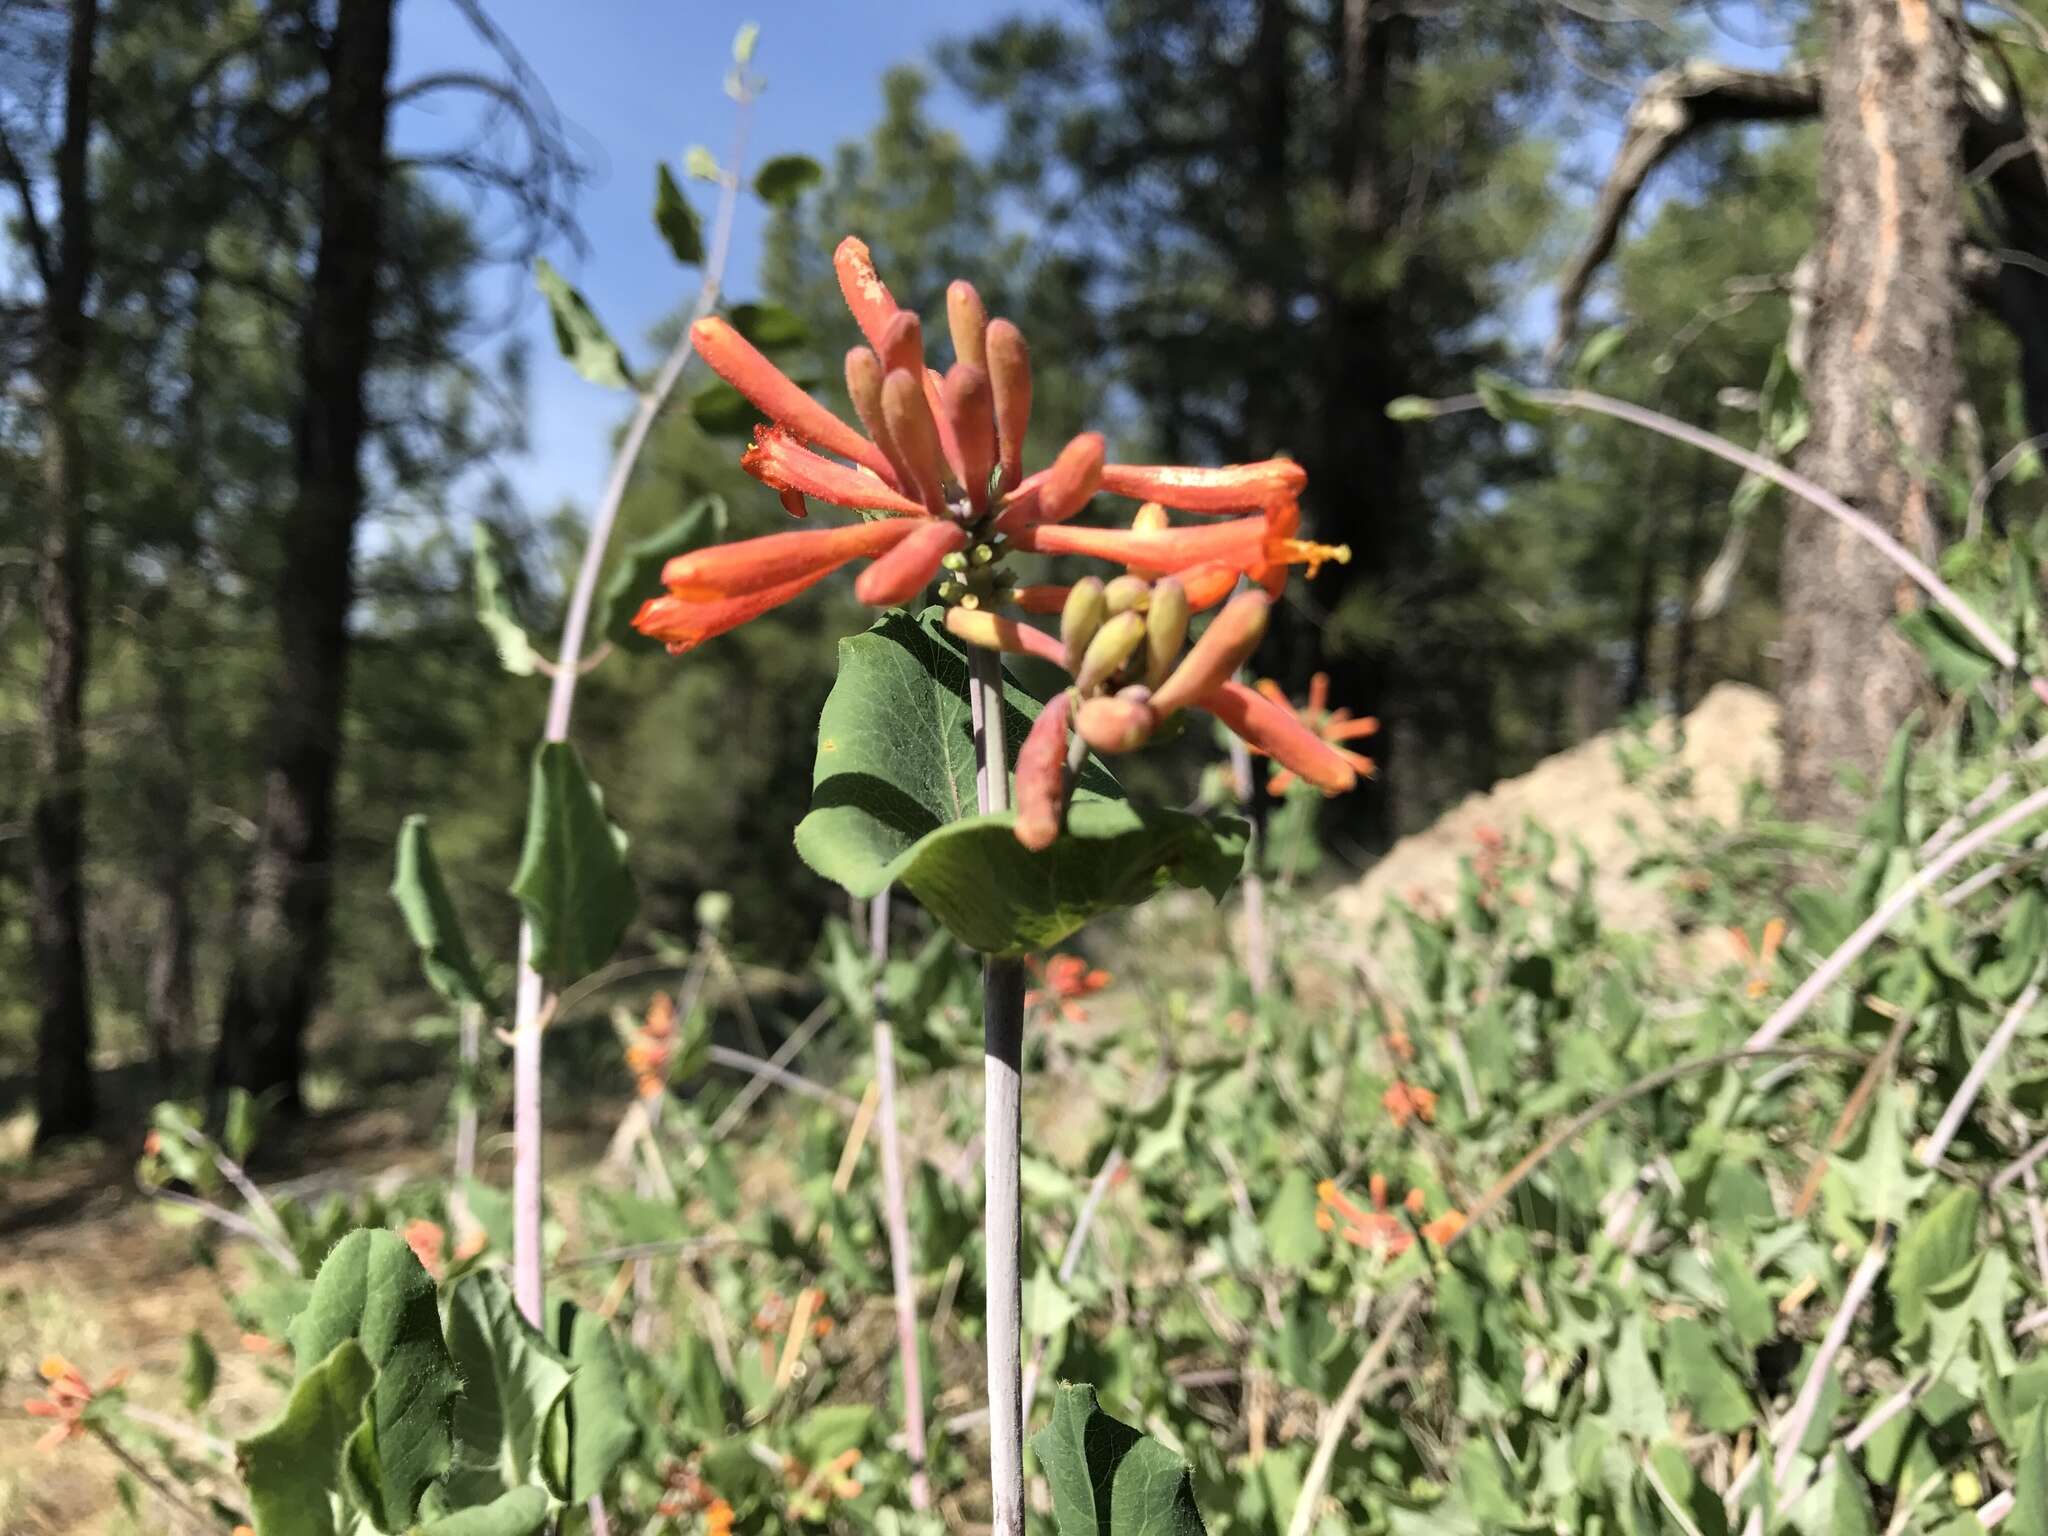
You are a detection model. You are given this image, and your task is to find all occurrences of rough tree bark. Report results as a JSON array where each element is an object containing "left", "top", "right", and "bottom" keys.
[
  {"left": 1779, "top": 0, "right": 1962, "bottom": 820},
  {"left": 21, "top": 0, "right": 103, "bottom": 1145},
  {"left": 213, "top": 0, "right": 395, "bottom": 1107}
]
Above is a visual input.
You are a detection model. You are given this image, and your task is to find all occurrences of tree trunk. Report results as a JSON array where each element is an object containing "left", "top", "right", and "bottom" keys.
[
  {"left": 1620, "top": 484, "right": 1666, "bottom": 713},
  {"left": 30, "top": 0, "right": 101, "bottom": 1147},
  {"left": 146, "top": 660, "right": 196, "bottom": 1075},
  {"left": 213, "top": 0, "right": 394, "bottom": 1107},
  {"left": 1779, "top": 0, "right": 1961, "bottom": 821}
]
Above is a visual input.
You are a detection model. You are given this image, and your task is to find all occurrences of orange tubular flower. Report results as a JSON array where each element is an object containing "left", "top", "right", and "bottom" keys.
[
  {"left": 693, "top": 317, "right": 898, "bottom": 483},
  {"left": 1011, "top": 512, "right": 1348, "bottom": 588},
  {"left": 1200, "top": 681, "right": 1359, "bottom": 795},
  {"left": 403, "top": 1218, "right": 448, "bottom": 1280},
  {"left": 1316, "top": 1176, "right": 1463, "bottom": 1255},
  {"left": 1098, "top": 459, "right": 1307, "bottom": 513},
  {"left": 662, "top": 519, "right": 920, "bottom": 603},
  {"left": 1253, "top": 672, "right": 1379, "bottom": 794},
  {"left": 1383, "top": 1080, "right": 1438, "bottom": 1128},
  {"left": 25, "top": 1356, "right": 127, "bottom": 1451}
]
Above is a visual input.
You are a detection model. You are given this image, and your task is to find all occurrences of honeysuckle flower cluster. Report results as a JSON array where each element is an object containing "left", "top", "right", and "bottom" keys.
[
  {"left": 1025, "top": 952, "right": 1111, "bottom": 1021},
  {"left": 1382, "top": 1080, "right": 1438, "bottom": 1129},
  {"left": 1316, "top": 1176, "right": 1464, "bottom": 1255},
  {"left": 23, "top": 1355, "right": 126, "bottom": 1451},
  {"left": 1254, "top": 672, "right": 1380, "bottom": 794},
  {"left": 634, "top": 237, "right": 1365, "bottom": 844},
  {"left": 625, "top": 990, "right": 678, "bottom": 1100}
]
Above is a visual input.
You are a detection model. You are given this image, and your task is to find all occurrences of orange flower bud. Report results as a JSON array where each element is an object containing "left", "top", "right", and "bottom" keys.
[
  {"left": 944, "top": 607, "right": 1067, "bottom": 666},
  {"left": 833, "top": 236, "right": 900, "bottom": 355},
  {"left": 692, "top": 317, "right": 894, "bottom": 480},
  {"left": 845, "top": 346, "right": 913, "bottom": 490},
  {"left": 944, "top": 364, "right": 996, "bottom": 513},
  {"left": 1014, "top": 691, "right": 1073, "bottom": 851},
  {"left": 947, "top": 279, "right": 989, "bottom": 371},
  {"left": 882, "top": 368, "right": 949, "bottom": 515},
  {"left": 986, "top": 319, "right": 1032, "bottom": 490},
  {"left": 880, "top": 310, "right": 924, "bottom": 378},
  {"left": 1076, "top": 694, "right": 1157, "bottom": 754},
  {"left": 1014, "top": 583, "right": 1071, "bottom": 615},
  {"left": 1421, "top": 1210, "right": 1466, "bottom": 1246},
  {"left": 1151, "top": 592, "right": 1270, "bottom": 716},
  {"left": 854, "top": 519, "right": 967, "bottom": 607},
  {"left": 1034, "top": 433, "right": 1106, "bottom": 526}
]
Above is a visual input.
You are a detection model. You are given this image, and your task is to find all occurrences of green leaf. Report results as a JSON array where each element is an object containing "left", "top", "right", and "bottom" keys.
[
  {"left": 1384, "top": 395, "right": 1438, "bottom": 422},
  {"left": 391, "top": 816, "right": 492, "bottom": 1009},
  {"left": 684, "top": 145, "right": 722, "bottom": 182},
  {"left": 1025, "top": 1270, "right": 1082, "bottom": 1338},
  {"left": 472, "top": 523, "right": 537, "bottom": 677},
  {"left": 1660, "top": 1317, "right": 1752, "bottom": 1433},
  {"left": 793, "top": 611, "right": 1245, "bottom": 954},
  {"left": 224, "top": 1087, "right": 262, "bottom": 1163},
  {"left": 2016, "top": 1401, "right": 2048, "bottom": 1536},
  {"left": 728, "top": 301, "right": 808, "bottom": 351},
  {"left": 1892, "top": 1187, "right": 1982, "bottom": 1342},
  {"left": 1899, "top": 606, "right": 1999, "bottom": 693},
  {"left": 237, "top": 1340, "right": 376, "bottom": 1536},
  {"left": 1602, "top": 1317, "right": 1668, "bottom": 1442},
  {"left": 418, "top": 1488, "right": 553, "bottom": 1536},
  {"left": 1261, "top": 1169, "right": 1323, "bottom": 1270},
  {"left": 182, "top": 1329, "right": 218, "bottom": 1414},
  {"left": 554, "top": 1301, "right": 639, "bottom": 1502},
  {"left": 509, "top": 743, "right": 638, "bottom": 983},
  {"left": 1031, "top": 1382, "right": 1207, "bottom": 1536},
  {"left": 285, "top": 1231, "right": 459, "bottom": 1531},
  {"left": 1829, "top": 1450, "right": 1879, "bottom": 1536},
  {"left": 754, "top": 153, "right": 824, "bottom": 206},
  {"left": 1473, "top": 369, "right": 1553, "bottom": 425},
  {"left": 1827, "top": 1087, "right": 1933, "bottom": 1223},
  {"left": 1571, "top": 325, "right": 1627, "bottom": 386},
  {"left": 533, "top": 258, "right": 635, "bottom": 391},
  {"left": 731, "top": 21, "right": 759, "bottom": 63},
  {"left": 1713, "top": 1249, "right": 1774, "bottom": 1350},
  {"left": 594, "top": 496, "right": 728, "bottom": 653},
  {"left": 444, "top": 1271, "right": 574, "bottom": 1505},
  {"left": 654, "top": 164, "right": 704, "bottom": 266},
  {"left": 690, "top": 378, "right": 758, "bottom": 437}
]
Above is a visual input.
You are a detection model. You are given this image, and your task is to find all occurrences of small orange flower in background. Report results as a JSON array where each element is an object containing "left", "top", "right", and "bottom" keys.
[
  {"left": 24, "top": 1355, "right": 127, "bottom": 1451},
  {"left": 403, "top": 1218, "right": 447, "bottom": 1280},
  {"left": 1025, "top": 953, "right": 1111, "bottom": 1021},
  {"left": 240, "top": 1332, "right": 277, "bottom": 1355},
  {"left": 705, "top": 1499, "right": 736, "bottom": 1536},
  {"left": 1383, "top": 1080, "right": 1437, "bottom": 1129},
  {"left": 1252, "top": 672, "right": 1379, "bottom": 794},
  {"left": 625, "top": 991, "right": 678, "bottom": 1100},
  {"left": 1730, "top": 917, "right": 1787, "bottom": 999},
  {"left": 1317, "top": 1178, "right": 1464, "bottom": 1257}
]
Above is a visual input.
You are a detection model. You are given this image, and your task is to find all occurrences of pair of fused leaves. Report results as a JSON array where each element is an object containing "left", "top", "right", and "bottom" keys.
[
  {"left": 1033, "top": 1383, "right": 1208, "bottom": 1536},
  {"left": 236, "top": 1231, "right": 635, "bottom": 1536},
  {"left": 795, "top": 610, "right": 1247, "bottom": 955}
]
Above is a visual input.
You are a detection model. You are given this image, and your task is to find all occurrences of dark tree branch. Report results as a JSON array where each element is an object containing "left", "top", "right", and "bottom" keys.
[
  {"left": 1550, "top": 60, "right": 1820, "bottom": 362},
  {"left": 0, "top": 117, "right": 55, "bottom": 288}
]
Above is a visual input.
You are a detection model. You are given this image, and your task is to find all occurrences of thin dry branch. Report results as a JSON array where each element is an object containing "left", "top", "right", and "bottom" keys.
[{"left": 1551, "top": 60, "right": 1818, "bottom": 361}]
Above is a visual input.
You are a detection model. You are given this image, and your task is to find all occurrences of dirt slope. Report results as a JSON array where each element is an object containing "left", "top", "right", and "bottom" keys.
[{"left": 1335, "top": 682, "right": 1780, "bottom": 937}]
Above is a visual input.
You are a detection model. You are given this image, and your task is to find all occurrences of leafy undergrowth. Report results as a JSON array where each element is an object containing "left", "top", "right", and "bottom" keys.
[{"left": 18, "top": 689, "right": 2048, "bottom": 1535}]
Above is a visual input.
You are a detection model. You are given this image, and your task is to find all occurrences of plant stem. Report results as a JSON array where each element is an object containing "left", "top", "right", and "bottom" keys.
[
  {"left": 1744, "top": 786, "right": 2048, "bottom": 1056},
  {"left": 870, "top": 889, "right": 932, "bottom": 1511},
  {"left": 1424, "top": 387, "right": 2043, "bottom": 699},
  {"left": 507, "top": 98, "right": 753, "bottom": 1329},
  {"left": 1921, "top": 977, "right": 2041, "bottom": 1169},
  {"left": 970, "top": 644, "right": 1028, "bottom": 1536}
]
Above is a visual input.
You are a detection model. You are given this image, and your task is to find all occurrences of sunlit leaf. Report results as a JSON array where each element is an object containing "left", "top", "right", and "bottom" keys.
[
  {"left": 509, "top": 743, "right": 638, "bottom": 983},
  {"left": 1031, "top": 1382, "right": 1207, "bottom": 1536},
  {"left": 534, "top": 258, "right": 635, "bottom": 391},
  {"left": 391, "top": 815, "right": 492, "bottom": 1009}
]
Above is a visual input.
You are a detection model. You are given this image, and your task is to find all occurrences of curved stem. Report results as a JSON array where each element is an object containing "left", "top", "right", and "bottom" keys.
[
  {"left": 1423, "top": 387, "right": 2040, "bottom": 696},
  {"left": 509, "top": 99, "right": 754, "bottom": 1330}
]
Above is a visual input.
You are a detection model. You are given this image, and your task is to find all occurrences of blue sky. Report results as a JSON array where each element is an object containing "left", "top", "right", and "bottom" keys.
[{"left": 393, "top": 0, "right": 1068, "bottom": 518}]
